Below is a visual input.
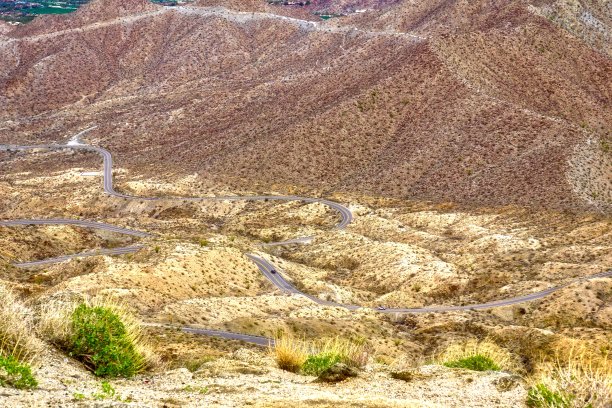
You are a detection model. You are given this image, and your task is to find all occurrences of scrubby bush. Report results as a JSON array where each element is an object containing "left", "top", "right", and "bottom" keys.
[
  {"left": 527, "top": 340, "right": 610, "bottom": 408},
  {"left": 69, "top": 303, "right": 145, "bottom": 377},
  {"left": 302, "top": 352, "right": 343, "bottom": 376},
  {"left": 444, "top": 355, "right": 500, "bottom": 371},
  {"left": 271, "top": 333, "right": 368, "bottom": 376},
  {"left": 437, "top": 339, "right": 516, "bottom": 372},
  {"left": 527, "top": 383, "right": 573, "bottom": 408},
  {"left": 0, "top": 355, "right": 38, "bottom": 389},
  {"left": 39, "top": 297, "right": 157, "bottom": 378}
]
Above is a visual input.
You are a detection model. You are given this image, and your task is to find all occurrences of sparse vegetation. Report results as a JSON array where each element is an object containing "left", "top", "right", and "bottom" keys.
[
  {"left": 39, "top": 297, "right": 157, "bottom": 378},
  {"left": 93, "top": 381, "right": 116, "bottom": 400},
  {"left": 0, "top": 284, "right": 40, "bottom": 389},
  {"left": 527, "top": 341, "right": 611, "bottom": 408},
  {"left": 444, "top": 355, "right": 500, "bottom": 372},
  {"left": 527, "top": 383, "right": 573, "bottom": 408},
  {"left": 437, "top": 339, "right": 516, "bottom": 372},
  {"left": 0, "top": 355, "right": 38, "bottom": 390},
  {"left": 271, "top": 333, "right": 367, "bottom": 376},
  {"left": 0, "top": 284, "right": 42, "bottom": 364}
]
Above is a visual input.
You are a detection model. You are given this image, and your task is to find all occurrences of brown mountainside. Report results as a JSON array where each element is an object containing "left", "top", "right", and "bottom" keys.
[{"left": 0, "top": 0, "right": 610, "bottom": 210}]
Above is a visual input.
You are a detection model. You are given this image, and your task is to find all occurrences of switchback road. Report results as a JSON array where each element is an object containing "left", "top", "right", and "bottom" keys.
[{"left": 1, "top": 131, "right": 610, "bottom": 347}]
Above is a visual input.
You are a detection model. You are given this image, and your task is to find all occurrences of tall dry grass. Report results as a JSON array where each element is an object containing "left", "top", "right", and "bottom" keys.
[
  {"left": 270, "top": 333, "right": 308, "bottom": 373},
  {"left": 528, "top": 339, "right": 611, "bottom": 408},
  {"left": 0, "top": 283, "right": 43, "bottom": 364},
  {"left": 270, "top": 333, "right": 368, "bottom": 373},
  {"left": 436, "top": 338, "right": 519, "bottom": 372}
]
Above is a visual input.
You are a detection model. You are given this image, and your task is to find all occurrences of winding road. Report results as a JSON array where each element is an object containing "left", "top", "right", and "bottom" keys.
[{"left": 1, "top": 130, "right": 610, "bottom": 347}]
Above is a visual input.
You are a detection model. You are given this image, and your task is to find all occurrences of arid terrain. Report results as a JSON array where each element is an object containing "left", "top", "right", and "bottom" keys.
[{"left": 0, "top": 0, "right": 610, "bottom": 407}]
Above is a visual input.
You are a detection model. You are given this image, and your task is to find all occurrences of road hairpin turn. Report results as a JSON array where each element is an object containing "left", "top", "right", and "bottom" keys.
[{"left": 1, "top": 129, "right": 610, "bottom": 346}]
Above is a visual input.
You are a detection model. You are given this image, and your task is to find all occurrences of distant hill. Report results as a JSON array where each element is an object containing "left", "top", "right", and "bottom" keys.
[{"left": 0, "top": 0, "right": 610, "bottom": 211}]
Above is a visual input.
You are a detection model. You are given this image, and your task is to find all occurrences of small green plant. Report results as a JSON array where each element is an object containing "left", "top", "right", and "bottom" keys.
[
  {"left": 527, "top": 340, "right": 610, "bottom": 408},
  {"left": 183, "top": 385, "right": 209, "bottom": 394},
  {"left": 73, "top": 392, "right": 86, "bottom": 401},
  {"left": 92, "top": 381, "right": 116, "bottom": 400},
  {"left": 436, "top": 339, "right": 516, "bottom": 373},
  {"left": 0, "top": 355, "right": 38, "bottom": 389},
  {"left": 199, "top": 239, "right": 209, "bottom": 247},
  {"left": 69, "top": 304, "right": 145, "bottom": 378},
  {"left": 154, "top": 246, "right": 160, "bottom": 253},
  {"left": 443, "top": 355, "right": 500, "bottom": 372},
  {"left": 183, "top": 356, "right": 215, "bottom": 372},
  {"left": 302, "top": 353, "right": 343, "bottom": 376},
  {"left": 527, "top": 383, "right": 573, "bottom": 407},
  {"left": 271, "top": 334, "right": 368, "bottom": 375}
]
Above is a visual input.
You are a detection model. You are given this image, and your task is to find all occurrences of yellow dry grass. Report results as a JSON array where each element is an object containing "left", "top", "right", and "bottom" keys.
[
  {"left": 270, "top": 332, "right": 368, "bottom": 373},
  {"left": 436, "top": 338, "right": 519, "bottom": 372},
  {"left": 529, "top": 339, "right": 611, "bottom": 408},
  {"left": 0, "top": 283, "right": 43, "bottom": 364}
]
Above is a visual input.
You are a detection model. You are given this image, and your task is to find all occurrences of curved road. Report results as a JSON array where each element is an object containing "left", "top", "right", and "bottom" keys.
[
  {"left": 1, "top": 131, "right": 610, "bottom": 346},
  {"left": 0, "top": 142, "right": 352, "bottom": 230},
  {"left": 247, "top": 254, "right": 612, "bottom": 313}
]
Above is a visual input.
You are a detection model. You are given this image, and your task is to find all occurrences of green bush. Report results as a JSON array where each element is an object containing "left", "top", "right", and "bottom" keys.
[
  {"left": 301, "top": 352, "right": 343, "bottom": 376},
  {"left": 443, "top": 354, "right": 501, "bottom": 372},
  {"left": 69, "top": 304, "right": 145, "bottom": 378},
  {"left": 527, "top": 383, "right": 574, "bottom": 408},
  {"left": 0, "top": 355, "right": 38, "bottom": 389}
]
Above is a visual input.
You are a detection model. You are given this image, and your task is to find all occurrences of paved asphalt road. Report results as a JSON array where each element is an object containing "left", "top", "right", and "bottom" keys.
[
  {"left": 0, "top": 142, "right": 352, "bottom": 230},
  {"left": 247, "top": 254, "right": 612, "bottom": 313},
  {"left": 1, "top": 132, "right": 610, "bottom": 346}
]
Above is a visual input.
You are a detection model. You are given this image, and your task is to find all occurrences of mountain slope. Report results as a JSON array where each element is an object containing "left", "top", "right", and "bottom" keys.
[{"left": 0, "top": 0, "right": 609, "bottom": 210}]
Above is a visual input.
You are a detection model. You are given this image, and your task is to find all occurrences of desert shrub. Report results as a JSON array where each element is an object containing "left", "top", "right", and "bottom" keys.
[
  {"left": 444, "top": 355, "right": 500, "bottom": 371},
  {"left": 69, "top": 304, "right": 144, "bottom": 378},
  {"left": 437, "top": 339, "right": 516, "bottom": 372},
  {"left": 527, "top": 340, "right": 611, "bottom": 408},
  {"left": 39, "top": 297, "right": 158, "bottom": 378},
  {"left": 527, "top": 383, "right": 573, "bottom": 408},
  {"left": 271, "top": 334, "right": 368, "bottom": 375},
  {"left": 0, "top": 355, "right": 38, "bottom": 389},
  {"left": 302, "top": 352, "right": 343, "bottom": 376}
]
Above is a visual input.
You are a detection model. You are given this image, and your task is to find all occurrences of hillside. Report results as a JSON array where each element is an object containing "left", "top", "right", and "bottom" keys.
[
  {"left": 0, "top": 0, "right": 609, "bottom": 211},
  {"left": 0, "top": 2, "right": 611, "bottom": 405}
]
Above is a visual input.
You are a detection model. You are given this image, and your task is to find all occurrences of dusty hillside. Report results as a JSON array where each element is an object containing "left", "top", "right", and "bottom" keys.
[
  {"left": 0, "top": 0, "right": 609, "bottom": 211},
  {"left": 0, "top": 155, "right": 609, "bottom": 406}
]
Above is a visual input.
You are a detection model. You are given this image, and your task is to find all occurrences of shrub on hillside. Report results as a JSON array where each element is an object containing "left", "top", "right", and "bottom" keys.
[
  {"left": 0, "top": 355, "right": 38, "bottom": 389},
  {"left": 437, "top": 339, "right": 517, "bottom": 372},
  {"left": 69, "top": 303, "right": 145, "bottom": 377},
  {"left": 39, "top": 297, "right": 157, "bottom": 378},
  {"left": 271, "top": 333, "right": 368, "bottom": 376}
]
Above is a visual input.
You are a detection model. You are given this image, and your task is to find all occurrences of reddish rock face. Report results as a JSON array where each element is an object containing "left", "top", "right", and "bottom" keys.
[{"left": 0, "top": 0, "right": 610, "bottom": 211}]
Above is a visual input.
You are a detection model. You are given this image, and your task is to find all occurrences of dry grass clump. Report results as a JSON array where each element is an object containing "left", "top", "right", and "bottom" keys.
[
  {"left": 270, "top": 333, "right": 368, "bottom": 375},
  {"left": 270, "top": 333, "right": 308, "bottom": 373},
  {"left": 527, "top": 340, "right": 611, "bottom": 408},
  {"left": 436, "top": 338, "right": 518, "bottom": 373},
  {"left": 38, "top": 295, "right": 159, "bottom": 377},
  {"left": 0, "top": 283, "right": 43, "bottom": 364}
]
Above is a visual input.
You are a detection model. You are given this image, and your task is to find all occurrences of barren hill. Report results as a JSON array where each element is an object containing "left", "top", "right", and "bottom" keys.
[{"left": 0, "top": 0, "right": 610, "bottom": 211}]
